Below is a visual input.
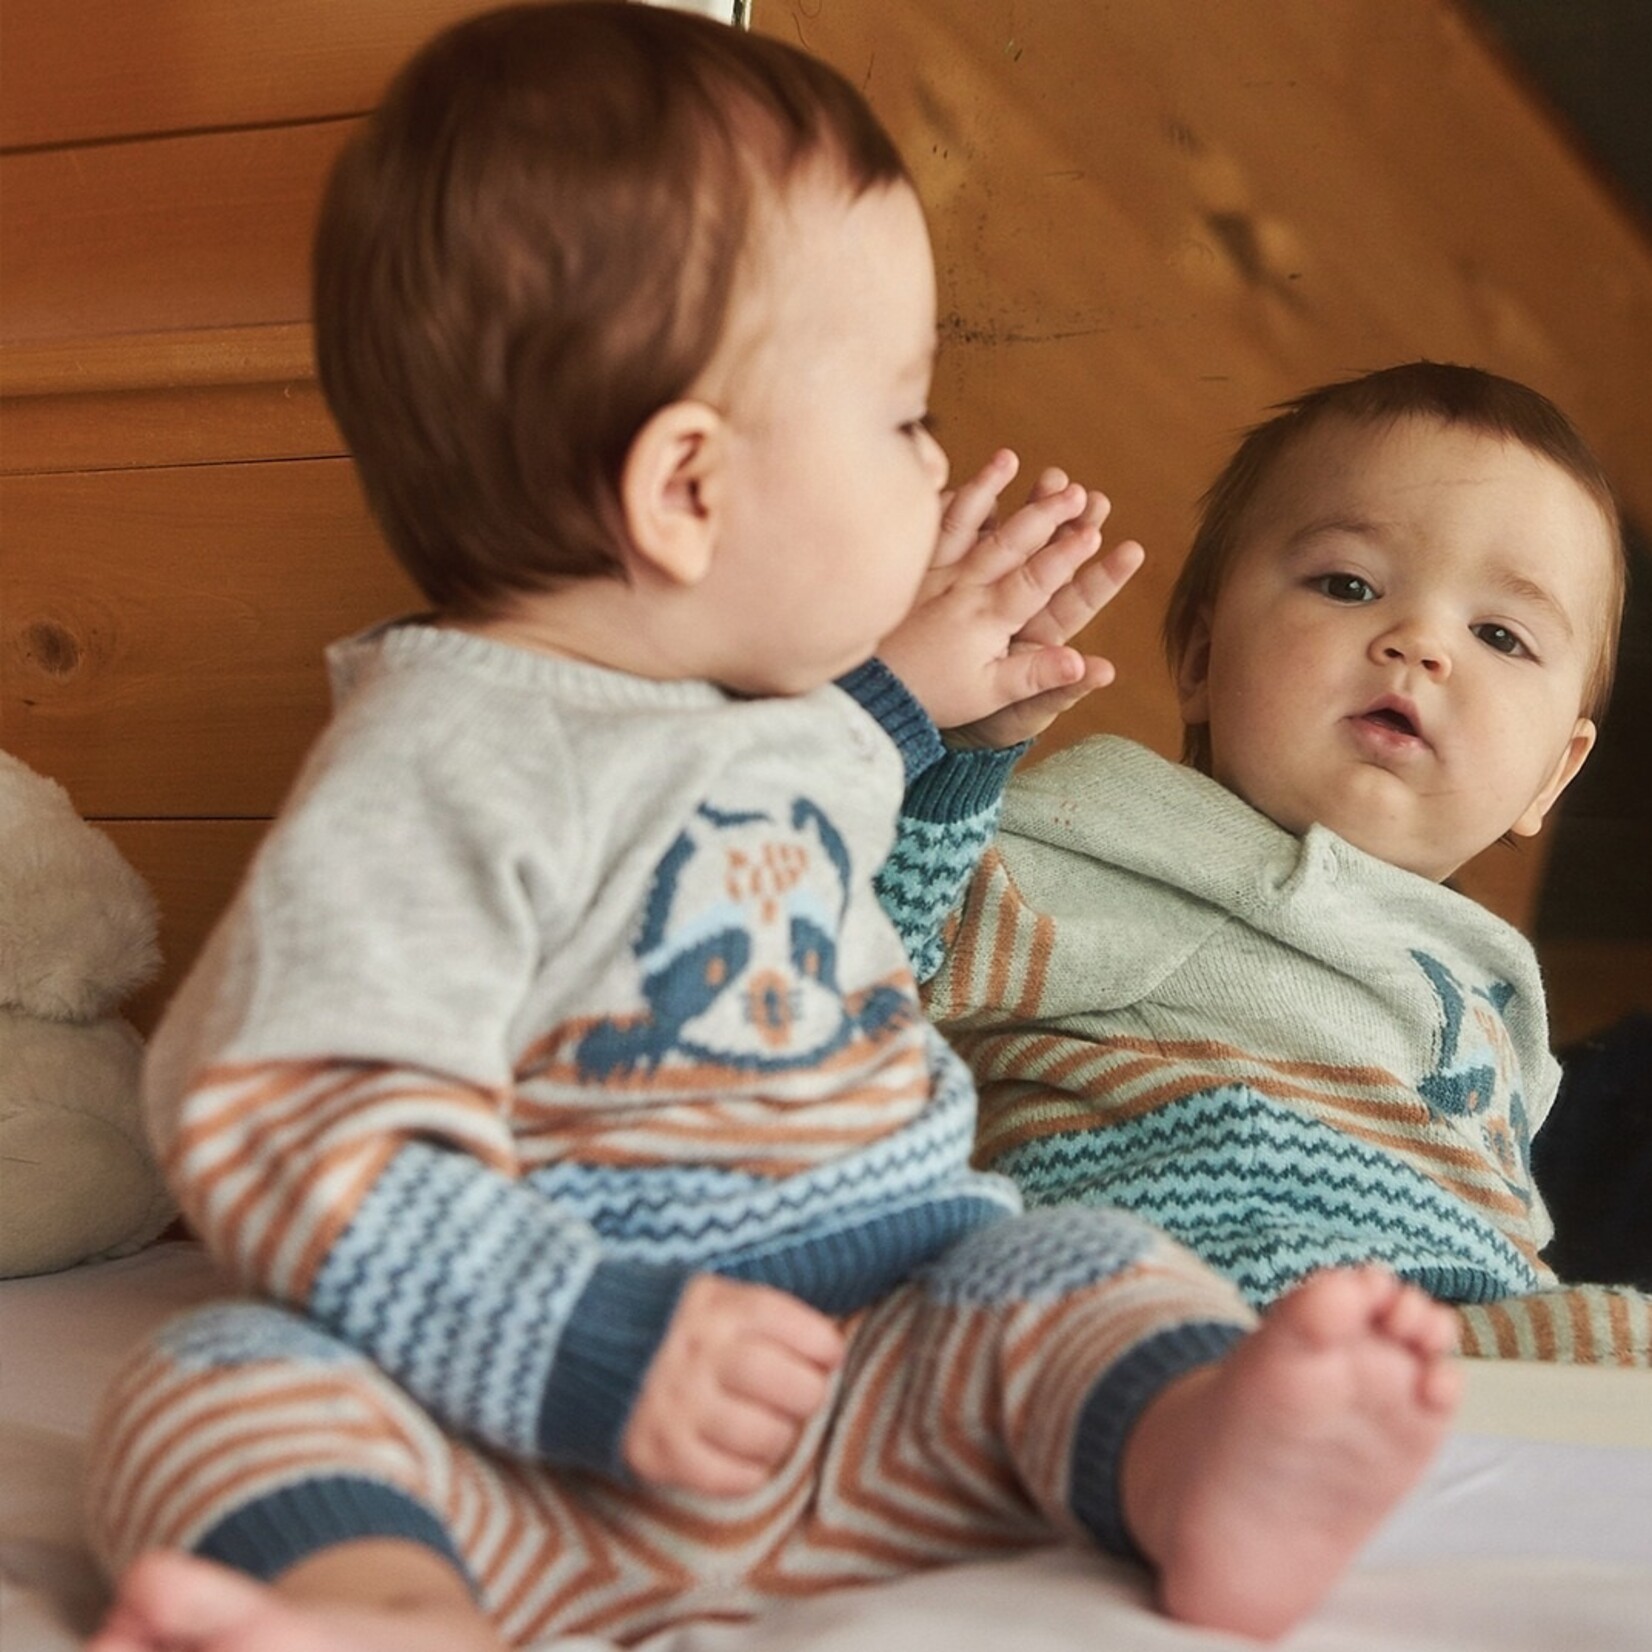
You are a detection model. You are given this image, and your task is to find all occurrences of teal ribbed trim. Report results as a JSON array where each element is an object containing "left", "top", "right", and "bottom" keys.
[
  {"left": 878, "top": 744, "right": 1021, "bottom": 982},
  {"left": 838, "top": 659, "right": 944, "bottom": 782},
  {"left": 536, "top": 1260, "right": 691, "bottom": 1474},
  {"left": 716, "top": 1190, "right": 1013, "bottom": 1311},
  {"left": 1069, "top": 1320, "right": 1246, "bottom": 1559},
  {"left": 904, "top": 742, "right": 1025, "bottom": 823},
  {"left": 196, "top": 1475, "right": 470, "bottom": 1586}
]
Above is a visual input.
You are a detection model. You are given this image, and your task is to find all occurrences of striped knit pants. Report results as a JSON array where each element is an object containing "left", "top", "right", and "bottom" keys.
[
  {"left": 1456, "top": 1284, "right": 1652, "bottom": 1364},
  {"left": 86, "top": 1208, "right": 1252, "bottom": 1647}
]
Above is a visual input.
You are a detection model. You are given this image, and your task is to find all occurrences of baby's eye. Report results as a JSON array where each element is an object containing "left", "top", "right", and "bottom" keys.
[
  {"left": 900, "top": 412, "right": 937, "bottom": 441},
  {"left": 1313, "top": 573, "right": 1376, "bottom": 603},
  {"left": 1472, "top": 623, "right": 1531, "bottom": 658}
]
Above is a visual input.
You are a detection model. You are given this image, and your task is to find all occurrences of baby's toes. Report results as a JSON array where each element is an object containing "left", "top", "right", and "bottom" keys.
[
  {"left": 1377, "top": 1282, "right": 1458, "bottom": 1357},
  {"left": 1270, "top": 1265, "right": 1395, "bottom": 1350}
]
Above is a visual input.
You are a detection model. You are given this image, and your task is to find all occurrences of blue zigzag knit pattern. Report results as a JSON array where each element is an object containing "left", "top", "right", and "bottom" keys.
[
  {"left": 146, "top": 631, "right": 1043, "bottom": 1484},
  {"left": 904, "top": 736, "right": 1573, "bottom": 1316},
  {"left": 310, "top": 1142, "right": 602, "bottom": 1459},
  {"left": 876, "top": 742, "right": 1020, "bottom": 980},
  {"left": 993, "top": 1084, "right": 1541, "bottom": 1306},
  {"left": 307, "top": 1029, "right": 1020, "bottom": 1469}
]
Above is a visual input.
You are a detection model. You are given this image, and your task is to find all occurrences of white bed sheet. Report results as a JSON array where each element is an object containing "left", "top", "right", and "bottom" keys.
[{"left": 3, "top": 1243, "right": 1649, "bottom": 1651}]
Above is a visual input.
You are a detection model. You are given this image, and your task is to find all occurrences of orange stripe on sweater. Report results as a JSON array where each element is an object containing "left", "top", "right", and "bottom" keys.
[
  {"left": 165, "top": 1060, "right": 342, "bottom": 1163},
  {"left": 970, "top": 1053, "right": 1534, "bottom": 1236},
  {"left": 282, "top": 1136, "right": 403, "bottom": 1300},
  {"left": 1607, "top": 1291, "right": 1635, "bottom": 1366}
]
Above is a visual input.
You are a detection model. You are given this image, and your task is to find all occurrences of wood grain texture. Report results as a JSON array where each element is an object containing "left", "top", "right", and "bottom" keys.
[
  {"left": 5, "top": 0, "right": 1646, "bottom": 1016},
  {"left": 0, "top": 0, "right": 485, "bottom": 149},
  {"left": 1, "top": 459, "right": 417, "bottom": 817},
  {"left": 758, "top": 0, "right": 1652, "bottom": 933},
  {"left": 0, "top": 380, "right": 342, "bottom": 475},
  {"left": 1, "top": 324, "right": 318, "bottom": 398},
  {"left": 1, "top": 325, "right": 340, "bottom": 473},
  {"left": 1, "top": 120, "right": 356, "bottom": 344},
  {"left": 99, "top": 819, "right": 267, "bottom": 1036}
]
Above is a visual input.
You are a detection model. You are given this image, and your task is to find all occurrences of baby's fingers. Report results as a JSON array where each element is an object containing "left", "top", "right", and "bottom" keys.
[
  {"left": 964, "top": 484, "right": 1094, "bottom": 586},
  {"left": 725, "top": 1330, "right": 837, "bottom": 1416},
  {"left": 689, "top": 1321, "right": 843, "bottom": 1489},
  {"left": 997, "top": 645, "right": 1111, "bottom": 708},
  {"left": 1017, "top": 537, "right": 1145, "bottom": 649},
  {"left": 626, "top": 1394, "right": 781, "bottom": 1497},
  {"left": 645, "top": 1430, "right": 774, "bottom": 1498},
  {"left": 981, "top": 516, "right": 1105, "bottom": 637},
  {"left": 1026, "top": 465, "right": 1071, "bottom": 504},
  {"left": 697, "top": 1394, "right": 807, "bottom": 1469},
  {"left": 705, "top": 1285, "right": 841, "bottom": 1394},
  {"left": 933, "top": 448, "right": 1020, "bottom": 568}
]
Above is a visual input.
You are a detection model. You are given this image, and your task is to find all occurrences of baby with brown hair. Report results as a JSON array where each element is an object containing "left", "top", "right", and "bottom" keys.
[
  {"left": 914, "top": 362, "right": 1648, "bottom": 1365},
  {"left": 86, "top": 14, "right": 1458, "bottom": 1651}
]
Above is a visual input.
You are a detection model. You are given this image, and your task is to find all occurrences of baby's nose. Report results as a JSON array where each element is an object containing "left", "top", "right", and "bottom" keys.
[{"left": 1375, "top": 624, "right": 1451, "bottom": 678}]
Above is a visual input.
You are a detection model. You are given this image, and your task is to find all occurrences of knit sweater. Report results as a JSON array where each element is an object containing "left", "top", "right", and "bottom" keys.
[
  {"left": 144, "top": 623, "right": 1022, "bottom": 1476},
  {"left": 935, "top": 735, "right": 1558, "bottom": 1300},
  {"left": 910, "top": 736, "right": 1652, "bottom": 1361}
]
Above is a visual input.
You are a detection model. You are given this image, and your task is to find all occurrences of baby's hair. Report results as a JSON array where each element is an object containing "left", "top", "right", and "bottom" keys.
[
  {"left": 1164, "top": 361, "right": 1627, "bottom": 771},
  {"left": 313, "top": 2, "right": 908, "bottom": 616}
]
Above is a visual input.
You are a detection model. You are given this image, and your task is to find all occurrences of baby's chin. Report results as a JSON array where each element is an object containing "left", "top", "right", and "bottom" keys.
[
  {"left": 1314, "top": 812, "right": 1462, "bottom": 885},
  {"left": 1225, "top": 765, "right": 1469, "bottom": 884},
  {"left": 1253, "top": 792, "right": 1459, "bottom": 884}
]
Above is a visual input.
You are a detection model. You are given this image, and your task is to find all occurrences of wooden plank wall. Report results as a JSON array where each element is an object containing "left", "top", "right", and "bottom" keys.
[
  {"left": 3, "top": 0, "right": 1648, "bottom": 1040},
  {"left": 764, "top": 0, "right": 1652, "bottom": 1043},
  {"left": 0, "top": 2, "right": 477, "bottom": 1026}
]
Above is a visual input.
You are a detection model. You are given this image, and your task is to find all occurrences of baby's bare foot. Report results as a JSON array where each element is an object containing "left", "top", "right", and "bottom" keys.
[
  {"left": 88, "top": 1547, "right": 504, "bottom": 1652},
  {"left": 1122, "top": 1265, "right": 1460, "bottom": 1641}
]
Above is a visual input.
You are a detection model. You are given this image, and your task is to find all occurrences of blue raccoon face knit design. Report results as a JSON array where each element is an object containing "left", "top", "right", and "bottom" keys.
[
  {"left": 88, "top": 631, "right": 1266, "bottom": 1640},
  {"left": 920, "top": 735, "right": 1652, "bottom": 1366}
]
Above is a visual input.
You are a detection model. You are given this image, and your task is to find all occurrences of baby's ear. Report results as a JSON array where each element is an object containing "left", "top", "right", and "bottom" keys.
[
  {"left": 620, "top": 400, "right": 725, "bottom": 586},
  {"left": 1174, "top": 608, "right": 1214, "bottom": 728},
  {"left": 1510, "top": 717, "right": 1597, "bottom": 839}
]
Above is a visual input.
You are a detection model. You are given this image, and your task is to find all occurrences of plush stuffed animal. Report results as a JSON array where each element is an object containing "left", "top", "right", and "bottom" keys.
[{"left": 0, "top": 751, "right": 173, "bottom": 1277}]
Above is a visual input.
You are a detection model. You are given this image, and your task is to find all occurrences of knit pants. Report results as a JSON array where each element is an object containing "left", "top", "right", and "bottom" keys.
[
  {"left": 1456, "top": 1284, "right": 1652, "bottom": 1364},
  {"left": 87, "top": 1208, "right": 1252, "bottom": 1647}
]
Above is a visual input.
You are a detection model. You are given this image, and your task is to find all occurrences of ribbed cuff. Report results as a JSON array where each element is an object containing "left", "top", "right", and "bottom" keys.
[
  {"left": 716, "top": 1191, "right": 1011, "bottom": 1313},
  {"left": 536, "top": 1259, "right": 692, "bottom": 1474},
  {"left": 837, "top": 659, "right": 945, "bottom": 782},
  {"left": 1069, "top": 1319, "right": 1247, "bottom": 1559},
  {"left": 195, "top": 1476, "right": 469, "bottom": 1587},
  {"left": 901, "top": 742, "right": 1025, "bottom": 824},
  {"left": 1408, "top": 1260, "right": 1538, "bottom": 1304}
]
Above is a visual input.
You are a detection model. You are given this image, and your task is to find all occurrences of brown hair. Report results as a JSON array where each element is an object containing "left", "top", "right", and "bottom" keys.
[
  {"left": 1164, "top": 361, "right": 1628, "bottom": 770},
  {"left": 313, "top": 2, "right": 909, "bottom": 616}
]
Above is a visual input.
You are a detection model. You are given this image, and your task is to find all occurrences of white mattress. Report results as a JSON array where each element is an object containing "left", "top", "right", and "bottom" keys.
[{"left": 4, "top": 1243, "right": 1650, "bottom": 1651}]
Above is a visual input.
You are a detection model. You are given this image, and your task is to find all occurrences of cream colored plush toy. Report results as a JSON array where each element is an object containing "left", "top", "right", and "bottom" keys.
[{"left": 0, "top": 751, "right": 173, "bottom": 1277}]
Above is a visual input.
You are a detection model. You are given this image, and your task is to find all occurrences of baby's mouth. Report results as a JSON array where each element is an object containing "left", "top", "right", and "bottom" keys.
[
  {"left": 1350, "top": 695, "right": 1429, "bottom": 750},
  {"left": 1363, "top": 706, "right": 1417, "bottom": 736}
]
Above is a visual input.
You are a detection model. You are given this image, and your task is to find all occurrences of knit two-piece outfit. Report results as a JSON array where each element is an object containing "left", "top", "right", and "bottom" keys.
[
  {"left": 85, "top": 629, "right": 1252, "bottom": 1646},
  {"left": 915, "top": 736, "right": 1651, "bottom": 1364}
]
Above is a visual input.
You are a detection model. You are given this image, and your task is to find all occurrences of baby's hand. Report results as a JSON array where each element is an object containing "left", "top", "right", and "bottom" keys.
[
  {"left": 950, "top": 463, "right": 1146, "bottom": 750},
  {"left": 880, "top": 450, "right": 1144, "bottom": 748},
  {"left": 623, "top": 1275, "right": 845, "bottom": 1497}
]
